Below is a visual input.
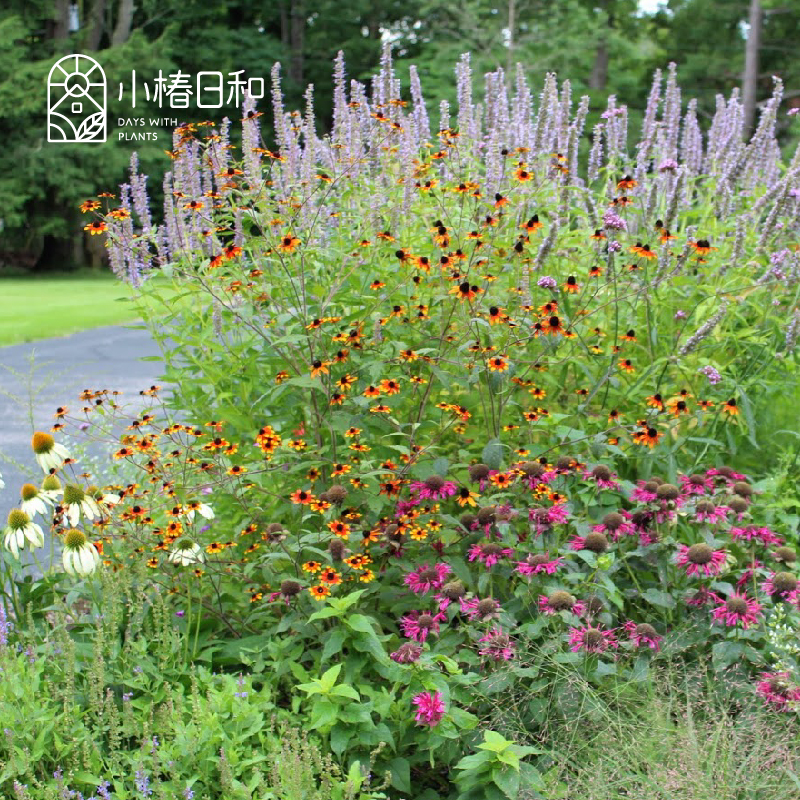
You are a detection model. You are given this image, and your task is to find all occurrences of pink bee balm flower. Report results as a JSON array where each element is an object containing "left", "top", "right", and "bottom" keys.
[
  {"left": 680, "top": 473, "right": 714, "bottom": 496},
  {"left": 412, "top": 691, "right": 446, "bottom": 727},
  {"left": 592, "top": 511, "right": 635, "bottom": 541},
  {"left": 478, "top": 627, "right": 516, "bottom": 661},
  {"left": 390, "top": 642, "right": 423, "bottom": 663},
  {"left": 755, "top": 672, "right": 800, "bottom": 710},
  {"left": 568, "top": 625, "right": 618, "bottom": 654},
  {"left": 568, "top": 532, "right": 610, "bottom": 554},
  {"left": 468, "top": 541, "right": 514, "bottom": 568},
  {"left": 675, "top": 543, "right": 728, "bottom": 577},
  {"left": 623, "top": 620, "right": 661, "bottom": 651},
  {"left": 516, "top": 553, "right": 563, "bottom": 577},
  {"left": 630, "top": 480, "right": 660, "bottom": 503},
  {"left": 409, "top": 476, "right": 458, "bottom": 501},
  {"left": 399, "top": 610, "right": 446, "bottom": 643},
  {"left": 762, "top": 571, "right": 799, "bottom": 600},
  {"left": 730, "top": 525, "right": 782, "bottom": 546},
  {"left": 583, "top": 465, "right": 620, "bottom": 490},
  {"left": 538, "top": 591, "right": 585, "bottom": 616},
  {"left": 693, "top": 501, "right": 729, "bottom": 524},
  {"left": 711, "top": 592, "right": 763, "bottom": 629},
  {"left": 705, "top": 466, "right": 748, "bottom": 484},
  {"left": 460, "top": 596, "right": 502, "bottom": 622},
  {"left": 404, "top": 562, "right": 452, "bottom": 594}
]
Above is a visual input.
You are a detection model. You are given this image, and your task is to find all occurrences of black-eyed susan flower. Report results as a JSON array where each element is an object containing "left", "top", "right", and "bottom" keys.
[
  {"left": 723, "top": 398, "right": 740, "bottom": 416},
  {"left": 563, "top": 276, "right": 580, "bottom": 293},
  {"left": 84, "top": 221, "right": 108, "bottom": 235},
  {"left": 278, "top": 234, "right": 301, "bottom": 253},
  {"left": 309, "top": 584, "right": 331, "bottom": 601},
  {"left": 487, "top": 356, "right": 509, "bottom": 372}
]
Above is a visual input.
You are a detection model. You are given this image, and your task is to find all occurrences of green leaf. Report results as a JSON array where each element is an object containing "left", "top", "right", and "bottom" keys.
[
  {"left": 478, "top": 730, "right": 513, "bottom": 753},
  {"left": 389, "top": 758, "right": 411, "bottom": 793},
  {"left": 482, "top": 439, "right": 504, "bottom": 470},
  {"left": 492, "top": 766, "right": 521, "bottom": 799},
  {"left": 642, "top": 588, "right": 676, "bottom": 609}
]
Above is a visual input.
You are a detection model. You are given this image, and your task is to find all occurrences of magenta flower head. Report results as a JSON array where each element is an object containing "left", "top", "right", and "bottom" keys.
[
  {"left": 592, "top": 511, "right": 635, "bottom": 541},
  {"left": 399, "top": 610, "right": 446, "bottom": 643},
  {"left": 412, "top": 691, "right": 446, "bottom": 727},
  {"left": 675, "top": 543, "right": 728, "bottom": 577},
  {"left": 409, "top": 476, "right": 458, "bottom": 501},
  {"left": 680, "top": 473, "right": 714, "bottom": 496},
  {"left": 404, "top": 562, "right": 452, "bottom": 594},
  {"left": 623, "top": 620, "right": 661, "bottom": 651},
  {"left": 516, "top": 552, "right": 563, "bottom": 577},
  {"left": 730, "top": 525, "right": 783, "bottom": 546},
  {"left": 755, "top": 672, "right": 800, "bottom": 711},
  {"left": 583, "top": 464, "right": 620, "bottom": 490},
  {"left": 460, "top": 596, "right": 502, "bottom": 622},
  {"left": 762, "top": 571, "right": 798, "bottom": 601},
  {"left": 468, "top": 542, "right": 514, "bottom": 568},
  {"left": 390, "top": 642, "right": 423, "bottom": 664},
  {"left": 538, "top": 591, "right": 585, "bottom": 616},
  {"left": 568, "top": 625, "right": 617, "bottom": 654},
  {"left": 478, "top": 627, "right": 515, "bottom": 661},
  {"left": 693, "top": 500, "right": 729, "bottom": 525},
  {"left": 711, "top": 591, "right": 763, "bottom": 630}
]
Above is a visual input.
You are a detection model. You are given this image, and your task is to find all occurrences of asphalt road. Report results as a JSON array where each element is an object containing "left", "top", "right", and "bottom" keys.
[{"left": 0, "top": 323, "right": 164, "bottom": 528}]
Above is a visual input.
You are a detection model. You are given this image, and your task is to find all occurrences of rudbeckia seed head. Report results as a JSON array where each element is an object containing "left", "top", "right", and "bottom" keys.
[
  {"left": 326, "top": 484, "right": 348, "bottom": 503},
  {"left": 329, "top": 539, "right": 345, "bottom": 560},
  {"left": 774, "top": 547, "right": 797, "bottom": 564},
  {"left": 687, "top": 543, "right": 713, "bottom": 564},
  {"left": 548, "top": 590, "right": 575, "bottom": 610},
  {"left": 656, "top": 483, "right": 679, "bottom": 501},
  {"left": 732, "top": 481, "right": 753, "bottom": 498},
  {"left": 584, "top": 532, "right": 609, "bottom": 553},
  {"left": 64, "top": 529, "right": 87, "bottom": 549},
  {"left": 468, "top": 463, "right": 490, "bottom": 481},
  {"left": 63, "top": 484, "right": 85, "bottom": 505},
  {"left": 42, "top": 475, "right": 62, "bottom": 492},
  {"left": 31, "top": 432, "right": 55, "bottom": 454},
  {"left": 7, "top": 509, "right": 30, "bottom": 529},
  {"left": 20, "top": 484, "right": 39, "bottom": 501},
  {"left": 773, "top": 572, "right": 798, "bottom": 594},
  {"left": 280, "top": 579, "right": 302, "bottom": 597}
]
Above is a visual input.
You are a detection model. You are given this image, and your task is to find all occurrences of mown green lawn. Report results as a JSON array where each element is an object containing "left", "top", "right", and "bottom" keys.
[{"left": 0, "top": 272, "right": 146, "bottom": 347}]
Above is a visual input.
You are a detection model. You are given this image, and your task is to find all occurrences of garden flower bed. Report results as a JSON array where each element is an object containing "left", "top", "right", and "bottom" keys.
[{"left": 2, "top": 49, "right": 800, "bottom": 800}]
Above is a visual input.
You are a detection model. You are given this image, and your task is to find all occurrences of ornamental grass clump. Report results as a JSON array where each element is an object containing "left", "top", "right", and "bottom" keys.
[{"left": 3, "top": 49, "right": 800, "bottom": 799}]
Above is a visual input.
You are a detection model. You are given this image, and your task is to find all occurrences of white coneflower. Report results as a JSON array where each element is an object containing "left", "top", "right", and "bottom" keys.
[
  {"left": 3, "top": 510, "right": 44, "bottom": 559},
  {"left": 40, "top": 474, "right": 63, "bottom": 501},
  {"left": 62, "top": 484, "right": 101, "bottom": 527},
  {"left": 31, "top": 431, "right": 70, "bottom": 473},
  {"left": 19, "top": 483, "right": 52, "bottom": 518},
  {"left": 85, "top": 485, "right": 120, "bottom": 510},
  {"left": 185, "top": 500, "right": 214, "bottom": 522},
  {"left": 169, "top": 539, "right": 205, "bottom": 566},
  {"left": 62, "top": 529, "right": 100, "bottom": 577}
]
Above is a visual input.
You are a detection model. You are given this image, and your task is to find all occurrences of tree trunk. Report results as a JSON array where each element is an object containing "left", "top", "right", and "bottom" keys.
[
  {"left": 742, "top": 0, "right": 762, "bottom": 134},
  {"left": 506, "top": 0, "right": 516, "bottom": 74},
  {"left": 280, "top": 0, "right": 290, "bottom": 47},
  {"left": 289, "top": 0, "right": 305, "bottom": 85},
  {"left": 111, "top": 0, "right": 135, "bottom": 46},
  {"left": 589, "top": 42, "right": 608, "bottom": 91},
  {"left": 53, "top": 0, "right": 70, "bottom": 39},
  {"left": 86, "top": 0, "right": 107, "bottom": 50}
]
